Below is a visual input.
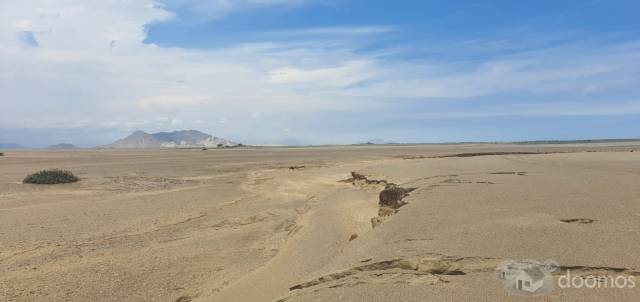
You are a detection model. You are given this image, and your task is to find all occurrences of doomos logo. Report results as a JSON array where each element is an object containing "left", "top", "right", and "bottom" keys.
[{"left": 495, "top": 259, "right": 557, "bottom": 296}]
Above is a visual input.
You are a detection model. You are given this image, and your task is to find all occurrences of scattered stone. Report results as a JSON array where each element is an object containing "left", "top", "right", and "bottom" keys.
[
  {"left": 371, "top": 217, "right": 384, "bottom": 228},
  {"left": 378, "top": 206, "right": 396, "bottom": 217},
  {"left": 348, "top": 234, "right": 358, "bottom": 241}
]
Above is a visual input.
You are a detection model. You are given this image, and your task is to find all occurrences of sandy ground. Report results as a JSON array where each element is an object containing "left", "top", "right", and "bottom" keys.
[{"left": 1, "top": 143, "right": 639, "bottom": 301}]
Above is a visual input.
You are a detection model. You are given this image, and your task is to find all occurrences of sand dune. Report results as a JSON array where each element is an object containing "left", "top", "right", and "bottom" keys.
[{"left": 0, "top": 144, "right": 639, "bottom": 301}]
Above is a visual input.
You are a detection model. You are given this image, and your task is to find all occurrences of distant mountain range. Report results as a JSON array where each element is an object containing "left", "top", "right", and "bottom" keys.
[
  {"left": 0, "top": 143, "right": 26, "bottom": 149},
  {"left": 46, "top": 143, "right": 78, "bottom": 149},
  {"left": 103, "top": 130, "right": 237, "bottom": 149}
]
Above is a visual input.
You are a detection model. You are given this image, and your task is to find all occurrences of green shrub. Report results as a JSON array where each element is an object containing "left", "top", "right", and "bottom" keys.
[{"left": 23, "top": 169, "right": 79, "bottom": 184}]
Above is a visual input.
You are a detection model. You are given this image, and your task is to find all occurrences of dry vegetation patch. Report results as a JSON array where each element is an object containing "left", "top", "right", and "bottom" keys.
[{"left": 23, "top": 169, "right": 79, "bottom": 184}]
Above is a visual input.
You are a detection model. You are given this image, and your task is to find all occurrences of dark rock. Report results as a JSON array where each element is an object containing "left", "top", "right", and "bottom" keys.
[{"left": 379, "top": 185, "right": 415, "bottom": 209}]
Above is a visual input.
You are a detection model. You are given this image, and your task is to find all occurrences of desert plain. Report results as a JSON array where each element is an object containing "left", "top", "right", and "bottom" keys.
[{"left": 1, "top": 143, "right": 639, "bottom": 301}]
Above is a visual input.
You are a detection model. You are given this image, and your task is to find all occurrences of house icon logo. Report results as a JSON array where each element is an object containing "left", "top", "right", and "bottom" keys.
[{"left": 496, "top": 259, "right": 557, "bottom": 296}]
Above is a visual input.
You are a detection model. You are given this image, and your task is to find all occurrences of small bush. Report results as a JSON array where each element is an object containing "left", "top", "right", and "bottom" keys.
[
  {"left": 0, "top": 152, "right": 4, "bottom": 156},
  {"left": 23, "top": 169, "right": 79, "bottom": 184}
]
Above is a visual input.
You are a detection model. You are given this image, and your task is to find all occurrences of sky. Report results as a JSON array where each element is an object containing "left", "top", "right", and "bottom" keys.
[{"left": 1, "top": 0, "right": 639, "bottom": 147}]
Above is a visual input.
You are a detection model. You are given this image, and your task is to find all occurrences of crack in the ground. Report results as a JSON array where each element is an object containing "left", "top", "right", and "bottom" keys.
[
  {"left": 557, "top": 265, "right": 640, "bottom": 276},
  {"left": 341, "top": 172, "right": 416, "bottom": 228},
  {"left": 341, "top": 172, "right": 390, "bottom": 187},
  {"left": 282, "top": 253, "right": 640, "bottom": 300},
  {"left": 432, "top": 152, "right": 559, "bottom": 158},
  {"left": 560, "top": 218, "right": 597, "bottom": 224},
  {"left": 285, "top": 253, "right": 498, "bottom": 296},
  {"left": 488, "top": 171, "right": 528, "bottom": 176}
]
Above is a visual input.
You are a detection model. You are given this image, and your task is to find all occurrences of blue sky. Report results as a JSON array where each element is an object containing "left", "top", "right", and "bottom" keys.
[{"left": 1, "top": 0, "right": 639, "bottom": 147}]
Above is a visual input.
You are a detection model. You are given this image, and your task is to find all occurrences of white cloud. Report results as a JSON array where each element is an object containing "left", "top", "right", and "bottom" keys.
[
  {"left": 157, "top": 0, "right": 311, "bottom": 22},
  {"left": 268, "top": 60, "right": 375, "bottom": 87},
  {"left": 139, "top": 94, "right": 210, "bottom": 110},
  {"left": 330, "top": 42, "right": 640, "bottom": 99},
  {"left": 270, "top": 26, "right": 396, "bottom": 36}
]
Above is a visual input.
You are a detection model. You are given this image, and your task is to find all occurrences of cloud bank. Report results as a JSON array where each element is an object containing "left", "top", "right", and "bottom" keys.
[{"left": 1, "top": 0, "right": 639, "bottom": 146}]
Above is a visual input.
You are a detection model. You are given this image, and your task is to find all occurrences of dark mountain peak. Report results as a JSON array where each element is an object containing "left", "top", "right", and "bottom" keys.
[{"left": 46, "top": 143, "right": 78, "bottom": 149}]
